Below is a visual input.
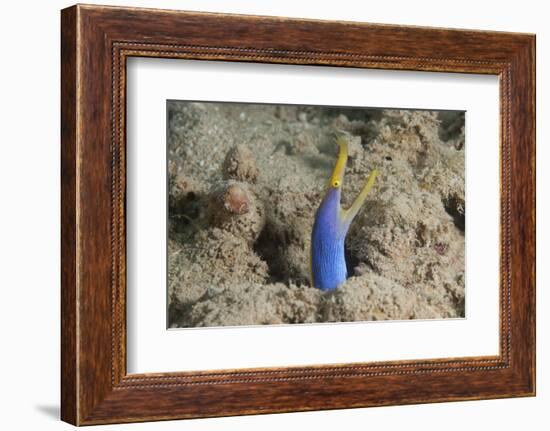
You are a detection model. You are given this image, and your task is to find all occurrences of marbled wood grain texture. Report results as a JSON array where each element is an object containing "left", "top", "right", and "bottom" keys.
[{"left": 61, "top": 4, "right": 535, "bottom": 425}]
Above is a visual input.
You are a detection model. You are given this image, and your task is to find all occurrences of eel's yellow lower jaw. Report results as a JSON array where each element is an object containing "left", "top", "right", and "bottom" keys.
[
  {"left": 342, "top": 168, "right": 378, "bottom": 225},
  {"left": 329, "top": 137, "right": 348, "bottom": 188}
]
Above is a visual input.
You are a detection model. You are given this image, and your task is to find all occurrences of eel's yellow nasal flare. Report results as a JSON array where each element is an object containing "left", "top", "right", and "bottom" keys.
[{"left": 329, "top": 137, "right": 348, "bottom": 189}]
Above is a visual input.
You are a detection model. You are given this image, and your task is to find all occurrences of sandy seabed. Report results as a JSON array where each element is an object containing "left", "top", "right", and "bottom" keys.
[{"left": 167, "top": 101, "right": 465, "bottom": 328}]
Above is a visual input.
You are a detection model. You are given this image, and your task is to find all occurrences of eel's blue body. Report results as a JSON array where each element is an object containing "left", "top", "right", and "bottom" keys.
[
  {"left": 310, "top": 137, "right": 377, "bottom": 291},
  {"left": 311, "top": 188, "right": 348, "bottom": 291}
]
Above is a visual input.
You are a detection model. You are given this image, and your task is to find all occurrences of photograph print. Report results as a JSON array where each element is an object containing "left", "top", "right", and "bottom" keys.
[{"left": 167, "top": 101, "right": 465, "bottom": 328}]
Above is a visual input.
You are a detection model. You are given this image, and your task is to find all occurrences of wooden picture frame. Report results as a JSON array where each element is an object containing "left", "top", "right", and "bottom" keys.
[{"left": 61, "top": 4, "right": 535, "bottom": 425}]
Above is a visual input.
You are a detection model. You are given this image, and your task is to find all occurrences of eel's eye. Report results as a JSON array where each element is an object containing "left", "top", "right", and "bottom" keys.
[{"left": 332, "top": 180, "right": 341, "bottom": 188}]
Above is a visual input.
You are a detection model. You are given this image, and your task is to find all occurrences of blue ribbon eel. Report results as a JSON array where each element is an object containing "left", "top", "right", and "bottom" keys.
[{"left": 310, "top": 136, "right": 378, "bottom": 291}]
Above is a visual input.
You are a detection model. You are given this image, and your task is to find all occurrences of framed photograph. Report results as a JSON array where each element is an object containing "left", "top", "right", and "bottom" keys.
[{"left": 61, "top": 4, "right": 535, "bottom": 425}]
